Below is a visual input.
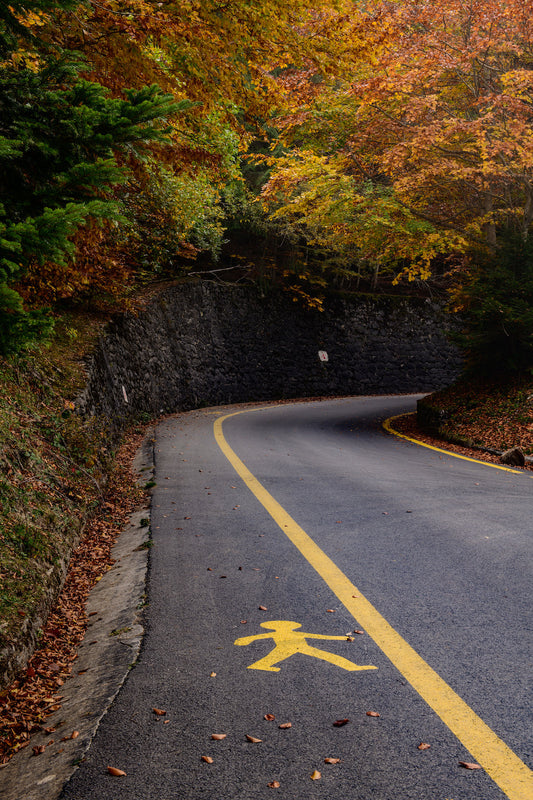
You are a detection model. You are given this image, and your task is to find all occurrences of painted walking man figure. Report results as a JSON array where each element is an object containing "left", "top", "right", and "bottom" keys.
[{"left": 234, "top": 620, "right": 377, "bottom": 673}]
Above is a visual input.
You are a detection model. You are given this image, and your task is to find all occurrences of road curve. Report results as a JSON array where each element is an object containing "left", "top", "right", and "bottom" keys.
[{"left": 59, "top": 395, "right": 532, "bottom": 800}]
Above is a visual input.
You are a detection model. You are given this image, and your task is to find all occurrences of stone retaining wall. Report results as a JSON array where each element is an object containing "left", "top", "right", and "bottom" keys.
[{"left": 80, "top": 282, "right": 462, "bottom": 422}]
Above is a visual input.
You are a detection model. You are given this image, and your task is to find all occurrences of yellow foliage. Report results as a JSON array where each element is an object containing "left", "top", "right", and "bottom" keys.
[{"left": 261, "top": 0, "right": 533, "bottom": 283}]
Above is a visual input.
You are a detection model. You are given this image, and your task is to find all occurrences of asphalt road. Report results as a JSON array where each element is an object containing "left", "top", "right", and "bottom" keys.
[{"left": 60, "top": 395, "right": 532, "bottom": 800}]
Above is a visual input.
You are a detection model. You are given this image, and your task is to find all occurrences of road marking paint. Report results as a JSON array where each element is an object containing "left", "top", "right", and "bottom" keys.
[
  {"left": 383, "top": 414, "right": 524, "bottom": 474},
  {"left": 214, "top": 409, "right": 533, "bottom": 800},
  {"left": 234, "top": 620, "right": 377, "bottom": 672}
]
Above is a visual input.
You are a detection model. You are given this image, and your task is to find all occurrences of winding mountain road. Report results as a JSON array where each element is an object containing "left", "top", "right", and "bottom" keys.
[{"left": 60, "top": 395, "right": 532, "bottom": 800}]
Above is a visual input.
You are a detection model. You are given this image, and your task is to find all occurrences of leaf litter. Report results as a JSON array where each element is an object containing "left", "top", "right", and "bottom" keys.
[{"left": 0, "top": 430, "right": 147, "bottom": 765}]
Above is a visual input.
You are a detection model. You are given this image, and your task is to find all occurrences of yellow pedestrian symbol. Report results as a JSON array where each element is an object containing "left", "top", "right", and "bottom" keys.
[{"left": 234, "top": 620, "right": 377, "bottom": 673}]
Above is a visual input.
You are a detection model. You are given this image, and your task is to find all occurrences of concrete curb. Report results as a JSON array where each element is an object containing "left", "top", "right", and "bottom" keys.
[{"left": 0, "top": 431, "right": 154, "bottom": 800}]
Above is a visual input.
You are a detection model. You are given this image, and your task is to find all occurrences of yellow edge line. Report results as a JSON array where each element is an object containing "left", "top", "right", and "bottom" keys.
[
  {"left": 383, "top": 413, "right": 523, "bottom": 474},
  {"left": 214, "top": 409, "right": 533, "bottom": 800}
]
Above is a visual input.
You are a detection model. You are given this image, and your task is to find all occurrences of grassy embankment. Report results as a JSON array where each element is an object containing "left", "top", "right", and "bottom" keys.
[
  {"left": 0, "top": 315, "right": 114, "bottom": 676},
  {"left": 0, "top": 312, "right": 154, "bottom": 764}
]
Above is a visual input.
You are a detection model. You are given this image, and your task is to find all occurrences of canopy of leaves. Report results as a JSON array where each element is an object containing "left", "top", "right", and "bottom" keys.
[
  {"left": 0, "top": 0, "right": 350, "bottom": 353},
  {"left": 3, "top": 0, "right": 533, "bottom": 372},
  {"left": 263, "top": 0, "right": 533, "bottom": 278}
]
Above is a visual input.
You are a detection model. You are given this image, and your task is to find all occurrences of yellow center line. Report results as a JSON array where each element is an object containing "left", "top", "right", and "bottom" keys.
[{"left": 214, "top": 408, "right": 533, "bottom": 800}]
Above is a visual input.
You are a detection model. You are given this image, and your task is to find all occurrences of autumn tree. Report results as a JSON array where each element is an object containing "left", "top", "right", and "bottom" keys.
[{"left": 262, "top": 0, "right": 533, "bottom": 278}]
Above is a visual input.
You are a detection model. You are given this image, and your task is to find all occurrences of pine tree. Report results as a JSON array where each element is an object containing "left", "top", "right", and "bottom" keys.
[{"left": 0, "top": 5, "right": 183, "bottom": 354}]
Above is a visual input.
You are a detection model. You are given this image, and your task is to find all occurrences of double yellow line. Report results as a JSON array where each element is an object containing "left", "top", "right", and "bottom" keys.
[{"left": 214, "top": 408, "right": 532, "bottom": 800}]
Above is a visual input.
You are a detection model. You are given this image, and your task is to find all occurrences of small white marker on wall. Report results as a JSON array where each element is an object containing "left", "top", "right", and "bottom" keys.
[
  {"left": 122, "top": 385, "right": 129, "bottom": 403},
  {"left": 318, "top": 350, "right": 329, "bottom": 362}
]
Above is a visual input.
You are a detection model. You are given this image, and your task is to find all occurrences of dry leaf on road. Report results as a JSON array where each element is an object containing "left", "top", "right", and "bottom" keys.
[
  {"left": 278, "top": 722, "right": 292, "bottom": 729},
  {"left": 264, "top": 714, "right": 275, "bottom": 721},
  {"left": 152, "top": 708, "right": 166, "bottom": 716},
  {"left": 211, "top": 734, "right": 227, "bottom": 740},
  {"left": 311, "top": 769, "right": 322, "bottom": 780},
  {"left": 246, "top": 735, "right": 262, "bottom": 743},
  {"left": 107, "top": 766, "right": 126, "bottom": 776},
  {"left": 268, "top": 781, "right": 280, "bottom": 788},
  {"left": 333, "top": 718, "right": 349, "bottom": 727},
  {"left": 366, "top": 711, "right": 380, "bottom": 717},
  {"left": 324, "top": 757, "right": 341, "bottom": 764},
  {"left": 459, "top": 761, "right": 481, "bottom": 770},
  {"left": 418, "top": 742, "right": 431, "bottom": 750},
  {"left": 201, "top": 756, "right": 214, "bottom": 764}
]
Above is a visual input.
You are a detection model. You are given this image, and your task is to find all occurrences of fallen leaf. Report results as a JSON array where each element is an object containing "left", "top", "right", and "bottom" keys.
[
  {"left": 354, "top": 630, "right": 364, "bottom": 635},
  {"left": 346, "top": 636, "right": 354, "bottom": 641},
  {"left": 70, "top": 730, "right": 80, "bottom": 739},
  {"left": 324, "top": 757, "right": 341, "bottom": 764},
  {"left": 163, "top": 720, "right": 170, "bottom": 724},
  {"left": 258, "top": 605, "right": 267, "bottom": 611},
  {"left": 311, "top": 769, "right": 322, "bottom": 780},
  {"left": 366, "top": 711, "right": 380, "bottom": 717},
  {"left": 333, "top": 719, "right": 349, "bottom": 727},
  {"left": 210, "top": 672, "right": 217, "bottom": 677},
  {"left": 211, "top": 734, "right": 227, "bottom": 740},
  {"left": 278, "top": 722, "right": 292, "bottom": 729},
  {"left": 246, "top": 735, "right": 262, "bottom": 743},
  {"left": 32, "top": 745, "right": 46, "bottom": 756},
  {"left": 240, "top": 620, "right": 247, "bottom": 624},
  {"left": 44, "top": 727, "right": 56, "bottom": 734},
  {"left": 107, "top": 766, "right": 126, "bottom": 776},
  {"left": 264, "top": 714, "right": 276, "bottom": 721},
  {"left": 201, "top": 756, "right": 214, "bottom": 764},
  {"left": 268, "top": 781, "right": 280, "bottom": 788},
  {"left": 459, "top": 761, "right": 481, "bottom": 770},
  {"left": 152, "top": 708, "right": 166, "bottom": 716},
  {"left": 418, "top": 742, "right": 431, "bottom": 750},
  {"left": 326, "top": 609, "right": 335, "bottom": 613}
]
